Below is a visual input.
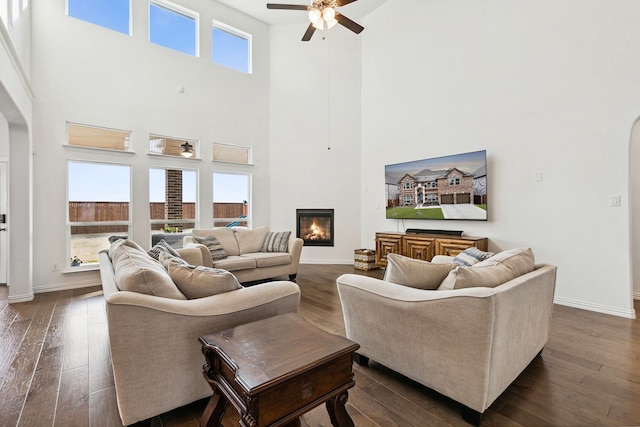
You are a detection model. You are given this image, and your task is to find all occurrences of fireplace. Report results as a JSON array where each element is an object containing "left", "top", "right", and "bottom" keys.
[{"left": 296, "top": 209, "right": 334, "bottom": 247}]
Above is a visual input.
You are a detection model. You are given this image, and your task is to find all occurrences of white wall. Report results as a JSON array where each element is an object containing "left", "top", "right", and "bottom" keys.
[
  {"left": 360, "top": 0, "right": 639, "bottom": 317},
  {"left": 30, "top": 0, "right": 271, "bottom": 291},
  {"left": 269, "top": 24, "right": 362, "bottom": 263}
]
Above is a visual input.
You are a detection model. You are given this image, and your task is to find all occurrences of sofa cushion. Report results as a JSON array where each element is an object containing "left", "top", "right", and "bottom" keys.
[
  {"left": 193, "top": 235, "right": 228, "bottom": 260},
  {"left": 452, "top": 247, "right": 494, "bottom": 266},
  {"left": 193, "top": 228, "right": 239, "bottom": 256},
  {"left": 243, "top": 252, "right": 293, "bottom": 268},
  {"left": 109, "top": 238, "right": 147, "bottom": 264},
  {"left": 147, "top": 239, "right": 181, "bottom": 261},
  {"left": 165, "top": 264, "right": 242, "bottom": 299},
  {"left": 234, "top": 226, "right": 269, "bottom": 254},
  {"left": 159, "top": 252, "right": 190, "bottom": 267},
  {"left": 211, "top": 255, "right": 257, "bottom": 272},
  {"left": 109, "top": 240, "right": 186, "bottom": 299},
  {"left": 383, "top": 253, "right": 457, "bottom": 290},
  {"left": 261, "top": 231, "right": 291, "bottom": 253}
]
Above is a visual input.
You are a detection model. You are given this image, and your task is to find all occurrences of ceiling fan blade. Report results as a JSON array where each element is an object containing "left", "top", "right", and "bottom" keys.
[
  {"left": 302, "top": 23, "right": 316, "bottom": 41},
  {"left": 335, "top": 13, "right": 364, "bottom": 34},
  {"left": 337, "top": 0, "right": 358, "bottom": 6},
  {"left": 266, "top": 3, "right": 309, "bottom": 10}
]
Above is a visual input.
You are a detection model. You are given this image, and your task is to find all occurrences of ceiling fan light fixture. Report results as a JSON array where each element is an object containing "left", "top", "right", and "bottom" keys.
[
  {"left": 181, "top": 141, "right": 194, "bottom": 158},
  {"left": 308, "top": 8, "right": 323, "bottom": 25},
  {"left": 322, "top": 7, "right": 335, "bottom": 21}
]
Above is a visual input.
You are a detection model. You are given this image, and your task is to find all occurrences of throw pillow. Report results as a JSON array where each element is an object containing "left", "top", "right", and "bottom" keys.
[
  {"left": 147, "top": 239, "right": 181, "bottom": 261},
  {"left": 193, "top": 235, "right": 228, "bottom": 260},
  {"left": 234, "top": 226, "right": 269, "bottom": 254},
  {"left": 439, "top": 263, "right": 517, "bottom": 290},
  {"left": 261, "top": 231, "right": 291, "bottom": 253},
  {"left": 452, "top": 247, "right": 495, "bottom": 266},
  {"left": 383, "top": 253, "right": 457, "bottom": 290},
  {"left": 158, "top": 251, "right": 190, "bottom": 268},
  {"left": 165, "top": 264, "right": 242, "bottom": 299},
  {"left": 474, "top": 247, "right": 535, "bottom": 277}
]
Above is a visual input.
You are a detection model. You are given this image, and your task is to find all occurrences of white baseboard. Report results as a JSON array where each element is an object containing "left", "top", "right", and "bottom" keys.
[
  {"left": 634, "top": 291, "right": 640, "bottom": 300},
  {"left": 554, "top": 296, "right": 636, "bottom": 319},
  {"left": 300, "top": 259, "right": 354, "bottom": 265},
  {"left": 8, "top": 291, "right": 34, "bottom": 303},
  {"left": 34, "top": 278, "right": 102, "bottom": 294}
]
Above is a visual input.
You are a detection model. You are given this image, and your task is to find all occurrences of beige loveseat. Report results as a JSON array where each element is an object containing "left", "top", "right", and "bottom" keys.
[
  {"left": 99, "top": 240, "right": 301, "bottom": 426},
  {"left": 183, "top": 226, "right": 304, "bottom": 283},
  {"left": 337, "top": 248, "right": 556, "bottom": 425}
]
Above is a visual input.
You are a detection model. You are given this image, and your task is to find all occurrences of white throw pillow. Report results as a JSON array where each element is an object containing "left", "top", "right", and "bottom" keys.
[{"left": 384, "top": 253, "right": 457, "bottom": 290}]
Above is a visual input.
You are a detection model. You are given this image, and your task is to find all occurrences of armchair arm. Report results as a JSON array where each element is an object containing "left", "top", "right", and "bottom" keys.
[{"left": 176, "top": 244, "right": 213, "bottom": 267}]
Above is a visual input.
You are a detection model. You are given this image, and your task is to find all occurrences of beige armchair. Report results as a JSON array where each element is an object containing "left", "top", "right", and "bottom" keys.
[
  {"left": 99, "top": 248, "right": 301, "bottom": 425},
  {"left": 337, "top": 261, "right": 556, "bottom": 425}
]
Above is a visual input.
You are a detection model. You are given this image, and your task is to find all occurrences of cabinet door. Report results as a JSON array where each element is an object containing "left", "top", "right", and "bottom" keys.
[
  {"left": 435, "top": 239, "right": 479, "bottom": 257},
  {"left": 375, "top": 234, "right": 402, "bottom": 266},
  {"left": 402, "top": 236, "right": 435, "bottom": 261}
]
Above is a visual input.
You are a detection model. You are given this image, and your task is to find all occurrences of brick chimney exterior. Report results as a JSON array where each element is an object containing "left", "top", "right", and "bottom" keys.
[{"left": 165, "top": 169, "right": 183, "bottom": 231}]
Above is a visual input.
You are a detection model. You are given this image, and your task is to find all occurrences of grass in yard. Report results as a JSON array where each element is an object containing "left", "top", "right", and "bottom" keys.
[{"left": 386, "top": 206, "right": 445, "bottom": 219}]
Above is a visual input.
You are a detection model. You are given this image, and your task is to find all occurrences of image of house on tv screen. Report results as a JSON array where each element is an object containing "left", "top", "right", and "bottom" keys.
[{"left": 385, "top": 150, "right": 487, "bottom": 221}]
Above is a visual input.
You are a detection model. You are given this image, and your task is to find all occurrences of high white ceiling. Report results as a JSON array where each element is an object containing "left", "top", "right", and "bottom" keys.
[{"left": 217, "top": 0, "right": 389, "bottom": 25}]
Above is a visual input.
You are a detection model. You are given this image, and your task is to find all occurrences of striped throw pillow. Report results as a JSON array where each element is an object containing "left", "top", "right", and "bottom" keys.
[
  {"left": 193, "top": 235, "right": 228, "bottom": 260},
  {"left": 147, "top": 239, "right": 181, "bottom": 261},
  {"left": 261, "top": 231, "right": 291, "bottom": 253},
  {"left": 452, "top": 247, "right": 494, "bottom": 266}
]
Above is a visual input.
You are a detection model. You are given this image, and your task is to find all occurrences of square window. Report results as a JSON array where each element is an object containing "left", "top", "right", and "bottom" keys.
[
  {"left": 213, "top": 172, "right": 250, "bottom": 227},
  {"left": 67, "top": 0, "right": 130, "bottom": 35},
  {"left": 149, "top": 0, "right": 198, "bottom": 56},
  {"left": 150, "top": 168, "right": 197, "bottom": 234},
  {"left": 212, "top": 21, "right": 251, "bottom": 74}
]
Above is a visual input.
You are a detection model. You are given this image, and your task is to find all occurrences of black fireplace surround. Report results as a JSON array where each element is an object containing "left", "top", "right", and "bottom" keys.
[{"left": 296, "top": 209, "right": 334, "bottom": 247}]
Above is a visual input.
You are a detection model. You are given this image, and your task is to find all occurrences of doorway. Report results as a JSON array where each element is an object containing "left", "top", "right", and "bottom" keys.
[{"left": 0, "top": 161, "right": 7, "bottom": 284}]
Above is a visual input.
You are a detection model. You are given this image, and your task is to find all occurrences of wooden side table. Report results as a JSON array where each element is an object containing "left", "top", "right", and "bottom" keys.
[{"left": 199, "top": 313, "right": 360, "bottom": 427}]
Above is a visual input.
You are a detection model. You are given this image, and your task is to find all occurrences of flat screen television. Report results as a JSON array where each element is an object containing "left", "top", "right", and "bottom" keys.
[{"left": 385, "top": 150, "right": 487, "bottom": 221}]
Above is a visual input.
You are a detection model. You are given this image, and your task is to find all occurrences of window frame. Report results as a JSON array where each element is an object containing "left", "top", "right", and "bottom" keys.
[
  {"left": 67, "top": 160, "right": 132, "bottom": 271},
  {"left": 211, "top": 19, "right": 252, "bottom": 74},
  {"left": 212, "top": 142, "right": 252, "bottom": 165},
  {"left": 66, "top": 122, "right": 132, "bottom": 152},
  {"left": 149, "top": 134, "right": 199, "bottom": 159},
  {"left": 148, "top": 0, "right": 199, "bottom": 57}
]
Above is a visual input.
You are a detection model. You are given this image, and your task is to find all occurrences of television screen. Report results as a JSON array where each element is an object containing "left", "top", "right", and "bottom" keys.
[{"left": 385, "top": 150, "right": 487, "bottom": 221}]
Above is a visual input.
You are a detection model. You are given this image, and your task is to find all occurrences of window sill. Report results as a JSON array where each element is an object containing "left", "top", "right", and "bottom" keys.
[{"left": 63, "top": 264, "right": 99, "bottom": 273}]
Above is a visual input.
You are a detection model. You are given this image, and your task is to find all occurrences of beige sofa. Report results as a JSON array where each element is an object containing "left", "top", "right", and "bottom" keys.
[
  {"left": 183, "top": 226, "right": 304, "bottom": 283},
  {"left": 99, "top": 241, "right": 301, "bottom": 426},
  {"left": 337, "top": 248, "right": 557, "bottom": 425}
]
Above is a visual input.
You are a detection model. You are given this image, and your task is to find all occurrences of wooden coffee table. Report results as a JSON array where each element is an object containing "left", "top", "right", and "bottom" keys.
[{"left": 199, "top": 313, "right": 360, "bottom": 427}]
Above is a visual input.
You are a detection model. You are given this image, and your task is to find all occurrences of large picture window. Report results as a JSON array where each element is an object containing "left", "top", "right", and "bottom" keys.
[
  {"left": 213, "top": 172, "right": 250, "bottom": 227},
  {"left": 149, "top": 168, "right": 197, "bottom": 237},
  {"left": 149, "top": 0, "right": 198, "bottom": 56},
  {"left": 68, "top": 161, "right": 131, "bottom": 267},
  {"left": 67, "top": 0, "right": 130, "bottom": 35}
]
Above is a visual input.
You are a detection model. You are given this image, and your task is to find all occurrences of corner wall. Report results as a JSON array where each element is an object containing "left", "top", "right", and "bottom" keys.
[{"left": 360, "top": 0, "right": 639, "bottom": 317}]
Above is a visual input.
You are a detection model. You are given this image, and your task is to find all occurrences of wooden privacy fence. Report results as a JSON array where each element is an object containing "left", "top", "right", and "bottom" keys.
[{"left": 69, "top": 202, "right": 245, "bottom": 234}]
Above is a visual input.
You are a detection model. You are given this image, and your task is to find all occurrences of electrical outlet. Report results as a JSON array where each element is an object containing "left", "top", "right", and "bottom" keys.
[{"left": 51, "top": 263, "right": 58, "bottom": 271}]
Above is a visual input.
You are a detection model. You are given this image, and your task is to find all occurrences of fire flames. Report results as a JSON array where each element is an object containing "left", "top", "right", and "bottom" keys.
[{"left": 304, "top": 220, "right": 327, "bottom": 240}]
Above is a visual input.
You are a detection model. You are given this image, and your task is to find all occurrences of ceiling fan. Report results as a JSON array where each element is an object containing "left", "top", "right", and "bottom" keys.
[{"left": 267, "top": 0, "right": 364, "bottom": 41}]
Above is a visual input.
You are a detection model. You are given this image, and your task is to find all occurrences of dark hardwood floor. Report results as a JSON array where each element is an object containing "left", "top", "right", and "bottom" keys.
[{"left": 1, "top": 264, "right": 639, "bottom": 427}]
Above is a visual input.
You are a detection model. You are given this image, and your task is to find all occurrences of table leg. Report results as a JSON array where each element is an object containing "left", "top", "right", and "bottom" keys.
[
  {"left": 200, "top": 391, "right": 229, "bottom": 427},
  {"left": 326, "top": 391, "right": 354, "bottom": 427}
]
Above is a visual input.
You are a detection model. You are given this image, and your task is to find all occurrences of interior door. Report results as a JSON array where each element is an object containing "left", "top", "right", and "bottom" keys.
[{"left": 0, "top": 161, "right": 7, "bottom": 283}]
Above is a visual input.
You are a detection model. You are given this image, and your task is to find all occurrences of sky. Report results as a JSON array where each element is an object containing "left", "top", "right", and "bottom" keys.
[
  {"left": 69, "top": 163, "right": 248, "bottom": 204},
  {"left": 385, "top": 150, "right": 487, "bottom": 182}
]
